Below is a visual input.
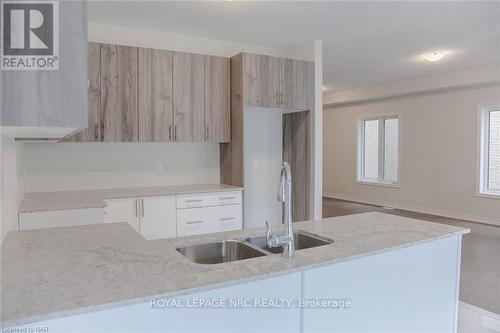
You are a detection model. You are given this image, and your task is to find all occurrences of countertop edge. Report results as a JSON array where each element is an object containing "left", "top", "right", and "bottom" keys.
[{"left": 1, "top": 229, "right": 467, "bottom": 327}]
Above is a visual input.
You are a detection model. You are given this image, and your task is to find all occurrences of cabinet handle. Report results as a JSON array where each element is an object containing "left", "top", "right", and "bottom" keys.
[
  {"left": 220, "top": 217, "right": 235, "bottom": 221},
  {"left": 94, "top": 124, "right": 99, "bottom": 141},
  {"left": 206, "top": 126, "right": 209, "bottom": 141},
  {"left": 186, "top": 199, "right": 203, "bottom": 203},
  {"left": 276, "top": 92, "right": 279, "bottom": 106},
  {"left": 141, "top": 199, "right": 145, "bottom": 217},
  {"left": 100, "top": 122, "right": 104, "bottom": 141},
  {"left": 174, "top": 126, "right": 177, "bottom": 141},
  {"left": 134, "top": 199, "right": 138, "bottom": 218},
  {"left": 169, "top": 125, "right": 172, "bottom": 141},
  {"left": 219, "top": 197, "right": 235, "bottom": 200},
  {"left": 186, "top": 220, "right": 203, "bottom": 225}
]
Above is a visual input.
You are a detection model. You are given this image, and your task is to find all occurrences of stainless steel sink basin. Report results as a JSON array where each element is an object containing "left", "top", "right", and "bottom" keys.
[
  {"left": 245, "top": 231, "right": 333, "bottom": 254},
  {"left": 176, "top": 240, "right": 267, "bottom": 264}
]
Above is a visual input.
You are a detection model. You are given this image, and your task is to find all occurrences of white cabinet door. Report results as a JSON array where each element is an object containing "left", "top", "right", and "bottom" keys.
[
  {"left": 140, "top": 196, "right": 176, "bottom": 240},
  {"left": 103, "top": 199, "right": 139, "bottom": 233}
]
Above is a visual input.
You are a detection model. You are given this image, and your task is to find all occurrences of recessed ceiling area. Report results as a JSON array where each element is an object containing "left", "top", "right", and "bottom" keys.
[{"left": 89, "top": 1, "right": 500, "bottom": 92}]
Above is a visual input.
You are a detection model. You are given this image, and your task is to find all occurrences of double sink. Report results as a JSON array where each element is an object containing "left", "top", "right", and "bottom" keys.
[{"left": 177, "top": 230, "right": 334, "bottom": 265}]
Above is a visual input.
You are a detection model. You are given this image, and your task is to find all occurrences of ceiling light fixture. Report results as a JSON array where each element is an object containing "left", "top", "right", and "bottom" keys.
[{"left": 422, "top": 51, "right": 446, "bottom": 62}]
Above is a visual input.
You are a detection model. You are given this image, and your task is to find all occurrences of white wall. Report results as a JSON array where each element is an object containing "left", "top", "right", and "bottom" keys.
[
  {"left": 243, "top": 108, "right": 283, "bottom": 228},
  {"left": 23, "top": 143, "right": 220, "bottom": 192},
  {"left": 1, "top": 139, "right": 25, "bottom": 241},
  {"left": 324, "top": 84, "right": 500, "bottom": 225},
  {"left": 312, "top": 39, "right": 323, "bottom": 219}
]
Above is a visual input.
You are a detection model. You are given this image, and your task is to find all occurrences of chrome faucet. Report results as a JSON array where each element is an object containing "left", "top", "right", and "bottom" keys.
[{"left": 266, "top": 161, "right": 295, "bottom": 259}]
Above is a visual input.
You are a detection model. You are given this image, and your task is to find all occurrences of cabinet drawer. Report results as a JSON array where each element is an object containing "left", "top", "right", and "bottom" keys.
[
  {"left": 177, "top": 204, "right": 242, "bottom": 237},
  {"left": 176, "top": 191, "right": 241, "bottom": 209}
]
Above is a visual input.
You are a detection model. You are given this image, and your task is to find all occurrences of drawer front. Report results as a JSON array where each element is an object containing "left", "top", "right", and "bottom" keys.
[
  {"left": 176, "top": 191, "right": 242, "bottom": 209},
  {"left": 177, "top": 204, "right": 242, "bottom": 236}
]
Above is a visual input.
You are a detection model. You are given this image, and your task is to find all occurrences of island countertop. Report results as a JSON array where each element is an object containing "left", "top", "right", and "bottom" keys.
[{"left": 1, "top": 212, "right": 469, "bottom": 326}]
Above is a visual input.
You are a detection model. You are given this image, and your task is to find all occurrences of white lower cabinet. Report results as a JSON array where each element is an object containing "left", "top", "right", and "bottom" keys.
[
  {"left": 103, "top": 198, "right": 140, "bottom": 233},
  {"left": 176, "top": 191, "right": 243, "bottom": 237},
  {"left": 177, "top": 204, "right": 242, "bottom": 237},
  {"left": 104, "top": 196, "right": 176, "bottom": 240},
  {"left": 139, "top": 196, "right": 177, "bottom": 240}
]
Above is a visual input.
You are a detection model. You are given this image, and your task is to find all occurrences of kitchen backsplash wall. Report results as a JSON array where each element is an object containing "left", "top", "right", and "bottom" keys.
[{"left": 23, "top": 143, "right": 220, "bottom": 192}]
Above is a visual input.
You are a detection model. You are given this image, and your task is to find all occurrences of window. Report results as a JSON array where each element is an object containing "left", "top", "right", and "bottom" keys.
[
  {"left": 358, "top": 116, "right": 399, "bottom": 185},
  {"left": 480, "top": 107, "right": 500, "bottom": 196}
]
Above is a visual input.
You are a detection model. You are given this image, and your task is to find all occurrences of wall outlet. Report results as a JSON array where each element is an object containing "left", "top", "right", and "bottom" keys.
[
  {"left": 155, "top": 162, "right": 163, "bottom": 173},
  {"left": 252, "top": 160, "right": 258, "bottom": 169}
]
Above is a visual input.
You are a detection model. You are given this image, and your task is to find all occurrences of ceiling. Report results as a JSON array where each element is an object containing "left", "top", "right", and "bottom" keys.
[{"left": 89, "top": 1, "right": 500, "bottom": 92}]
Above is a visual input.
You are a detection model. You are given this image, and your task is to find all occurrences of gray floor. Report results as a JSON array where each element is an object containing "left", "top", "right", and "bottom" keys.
[{"left": 323, "top": 197, "right": 500, "bottom": 315}]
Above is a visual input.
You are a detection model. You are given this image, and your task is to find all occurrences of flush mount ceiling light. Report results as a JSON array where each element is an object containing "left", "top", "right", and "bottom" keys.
[{"left": 422, "top": 51, "right": 446, "bottom": 62}]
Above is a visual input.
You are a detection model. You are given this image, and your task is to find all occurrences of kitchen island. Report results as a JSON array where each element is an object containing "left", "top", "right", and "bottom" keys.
[{"left": 2, "top": 212, "right": 469, "bottom": 332}]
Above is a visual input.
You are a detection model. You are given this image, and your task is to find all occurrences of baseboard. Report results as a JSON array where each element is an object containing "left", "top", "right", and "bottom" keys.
[{"left": 324, "top": 192, "right": 500, "bottom": 227}]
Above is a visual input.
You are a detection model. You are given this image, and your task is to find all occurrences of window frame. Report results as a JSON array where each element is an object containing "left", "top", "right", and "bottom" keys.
[
  {"left": 357, "top": 114, "right": 400, "bottom": 187},
  {"left": 478, "top": 105, "right": 500, "bottom": 198}
]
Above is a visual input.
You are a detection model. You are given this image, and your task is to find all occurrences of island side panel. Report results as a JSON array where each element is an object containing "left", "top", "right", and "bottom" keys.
[
  {"left": 13, "top": 272, "right": 302, "bottom": 333},
  {"left": 301, "top": 235, "right": 462, "bottom": 333}
]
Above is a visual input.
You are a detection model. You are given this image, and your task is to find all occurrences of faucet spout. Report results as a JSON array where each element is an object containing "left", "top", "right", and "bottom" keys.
[{"left": 266, "top": 161, "right": 295, "bottom": 259}]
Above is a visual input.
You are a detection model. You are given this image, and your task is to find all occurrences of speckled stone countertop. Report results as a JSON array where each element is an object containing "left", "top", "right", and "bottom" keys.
[
  {"left": 19, "top": 184, "right": 243, "bottom": 213},
  {"left": 1, "top": 212, "right": 469, "bottom": 326}
]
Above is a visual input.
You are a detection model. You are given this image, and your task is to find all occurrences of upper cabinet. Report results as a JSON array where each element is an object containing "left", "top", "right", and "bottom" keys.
[
  {"left": 242, "top": 53, "right": 314, "bottom": 111},
  {"left": 101, "top": 44, "right": 139, "bottom": 142},
  {"left": 205, "top": 56, "right": 231, "bottom": 142},
  {"left": 172, "top": 52, "right": 205, "bottom": 142},
  {"left": 244, "top": 54, "right": 281, "bottom": 109},
  {"left": 67, "top": 43, "right": 230, "bottom": 143},
  {"left": 138, "top": 48, "right": 173, "bottom": 142},
  {"left": 0, "top": 1, "right": 88, "bottom": 139},
  {"left": 281, "top": 58, "right": 312, "bottom": 111},
  {"left": 66, "top": 42, "right": 101, "bottom": 142}
]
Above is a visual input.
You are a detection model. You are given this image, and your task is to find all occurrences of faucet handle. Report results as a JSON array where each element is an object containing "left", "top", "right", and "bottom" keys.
[
  {"left": 265, "top": 221, "right": 272, "bottom": 244},
  {"left": 266, "top": 221, "right": 280, "bottom": 248}
]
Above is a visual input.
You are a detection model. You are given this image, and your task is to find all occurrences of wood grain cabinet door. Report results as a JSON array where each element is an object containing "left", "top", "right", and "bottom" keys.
[
  {"left": 172, "top": 52, "right": 205, "bottom": 142},
  {"left": 66, "top": 42, "right": 101, "bottom": 142},
  {"left": 280, "top": 59, "right": 310, "bottom": 111},
  {"left": 243, "top": 53, "right": 281, "bottom": 108},
  {"left": 305, "top": 61, "right": 315, "bottom": 112},
  {"left": 138, "top": 48, "right": 173, "bottom": 142},
  {"left": 283, "top": 111, "right": 311, "bottom": 222},
  {"left": 205, "top": 55, "right": 230, "bottom": 142},
  {"left": 100, "top": 44, "right": 139, "bottom": 142}
]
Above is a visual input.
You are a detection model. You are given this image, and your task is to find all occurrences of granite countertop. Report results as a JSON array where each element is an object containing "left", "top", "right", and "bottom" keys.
[
  {"left": 1, "top": 212, "right": 469, "bottom": 326},
  {"left": 19, "top": 184, "right": 243, "bottom": 213}
]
